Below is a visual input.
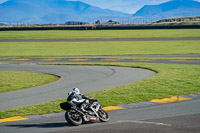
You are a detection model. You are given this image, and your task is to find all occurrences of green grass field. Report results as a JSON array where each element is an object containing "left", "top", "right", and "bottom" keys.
[
  {"left": 0, "top": 29, "right": 200, "bottom": 40},
  {"left": 0, "top": 29, "right": 200, "bottom": 119},
  {"left": 0, "top": 71, "right": 59, "bottom": 93},
  {"left": 0, "top": 41, "right": 200, "bottom": 58}
]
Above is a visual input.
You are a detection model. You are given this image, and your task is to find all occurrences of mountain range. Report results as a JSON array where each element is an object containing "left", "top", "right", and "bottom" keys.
[
  {"left": 134, "top": 0, "right": 200, "bottom": 20},
  {"left": 0, "top": 0, "right": 130, "bottom": 24},
  {"left": 0, "top": 0, "right": 200, "bottom": 24}
]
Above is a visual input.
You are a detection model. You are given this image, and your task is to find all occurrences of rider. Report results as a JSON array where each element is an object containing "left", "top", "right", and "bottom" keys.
[{"left": 67, "top": 88, "right": 91, "bottom": 112}]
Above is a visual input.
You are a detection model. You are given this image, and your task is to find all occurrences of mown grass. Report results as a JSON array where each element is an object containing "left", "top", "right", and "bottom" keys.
[
  {"left": 0, "top": 29, "right": 200, "bottom": 40},
  {"left": 86, "top": 63, "right": 200, "bottom": 106},
  {"left": 0, "top": 41, "right": 200, "bottom": 58},
  {"left": 0, "top": 62, "right": 200, "bottom": 119},
  {"left": 0, "top": 29, "right": 199, "bottom": 118},
  {"left": 0, "top": 71, "right": 59, "bottom": 93}
]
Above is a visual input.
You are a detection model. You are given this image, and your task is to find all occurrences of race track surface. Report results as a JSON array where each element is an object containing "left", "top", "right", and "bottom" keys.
[
  {"left": 0, "top": 37, "right": 200, "bottom": 133},
  {"left": 1, "top": 54, "right": 200, "bottom": 65},
  {"left": 0, "top": 64, "right": 156, "bottom": 110},
  {"left": 1, "top": 94, "right": 200, "bottom": 133},
  {"left": 0, "top": 37, "right": 200, "bottom": 42}
]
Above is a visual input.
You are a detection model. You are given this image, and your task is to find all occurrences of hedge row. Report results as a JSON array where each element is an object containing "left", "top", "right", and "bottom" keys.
[{"left": 0, "top": 24, "right": 200, "bottom": 31}]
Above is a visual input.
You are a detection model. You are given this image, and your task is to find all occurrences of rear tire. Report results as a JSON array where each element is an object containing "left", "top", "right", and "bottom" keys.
[{"left": 65, "top": 110, "right": 82, "bottom": 126}]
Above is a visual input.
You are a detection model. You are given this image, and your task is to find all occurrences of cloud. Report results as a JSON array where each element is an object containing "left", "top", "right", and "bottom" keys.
[{"left": 0, "top": 0, "right": 7, "bottom": 4}]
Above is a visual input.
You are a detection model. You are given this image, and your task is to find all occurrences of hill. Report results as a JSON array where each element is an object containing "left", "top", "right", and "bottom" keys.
[
  {"left": 0, "top": 0, "right": 130, "bottom": 24},
  {"left": 133, "top": 0, "right": 200, "bottom": 20}
]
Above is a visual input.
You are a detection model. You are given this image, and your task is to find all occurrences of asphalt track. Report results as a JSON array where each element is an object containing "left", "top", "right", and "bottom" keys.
[
  {"left": 0, "top": 37, "right": 200, "bottom": 42},
  {"left": 1, "top": 55, "right": 200, "bottom": 65},
  {"left": 1, "top": 93, "right": 200, "bottom": 133}
]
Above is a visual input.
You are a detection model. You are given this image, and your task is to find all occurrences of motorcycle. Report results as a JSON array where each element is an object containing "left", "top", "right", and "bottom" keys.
[{"left": 60, "top": 98, "right": 110, "bottom": 126}]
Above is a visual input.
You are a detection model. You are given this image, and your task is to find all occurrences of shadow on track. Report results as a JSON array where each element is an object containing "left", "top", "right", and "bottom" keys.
[{"left": 7, "top": 122, "right": 70, "bottom": 128}]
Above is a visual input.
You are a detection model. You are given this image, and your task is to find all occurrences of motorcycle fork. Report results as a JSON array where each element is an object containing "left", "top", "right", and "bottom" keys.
[{"left": 90, "top": 107, "right": 100, "bottom": 118}]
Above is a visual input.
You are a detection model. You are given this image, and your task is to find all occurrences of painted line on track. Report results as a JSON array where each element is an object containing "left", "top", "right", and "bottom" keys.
[
  {"left": 41, "top": 58, "right": 57, "bottom": 61},
  {"left": 101, "top": 59, "right": 120, "bottom": 62},
  {"left": 12, "top": 58, "right": 30, "bottom": 61},
  {"left": 69, "top": 59, "right": 89, "bottom": 61},
  {"left": 102, "top": 106, "right": 125, "bottom": 111},
  {"left": 0, "top": 116, "right": 29, "bottom": 123},
  {"left": 137, "top": 59, "right": 155, "bottom": 62},
  {"left": 117, "top": 120, "right": 172, "bottom": 126},
  {"left": 150, "top": 96, "right": 192, "bottom": 103}
]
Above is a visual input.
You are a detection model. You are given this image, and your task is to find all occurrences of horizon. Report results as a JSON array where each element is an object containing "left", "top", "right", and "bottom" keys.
[{"left": 1, "top": 0, "right": 200, "bottom": 14}]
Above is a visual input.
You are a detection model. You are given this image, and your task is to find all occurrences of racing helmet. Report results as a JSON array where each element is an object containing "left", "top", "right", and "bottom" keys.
[{"left": 72, "top": 88, "right": 80, "bottom": 94}]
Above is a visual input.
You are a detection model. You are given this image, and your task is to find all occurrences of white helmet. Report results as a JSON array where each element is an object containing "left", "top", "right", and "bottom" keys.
[{"left": 72, "top": 88, "right": 80, "bottom": 94}]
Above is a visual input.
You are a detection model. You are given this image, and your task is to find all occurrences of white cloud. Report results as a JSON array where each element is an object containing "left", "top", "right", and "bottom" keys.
[{"left": 0, "top": 0, "right": 8, "bottom": 4}]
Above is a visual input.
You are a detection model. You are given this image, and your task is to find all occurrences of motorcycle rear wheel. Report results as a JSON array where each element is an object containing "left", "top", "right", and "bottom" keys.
[
  {"left": 65, "top": 110, "right": 82, "bottom": 126},
  {"left": 98, "top": 109, "right": 110, "bottom": 122}
]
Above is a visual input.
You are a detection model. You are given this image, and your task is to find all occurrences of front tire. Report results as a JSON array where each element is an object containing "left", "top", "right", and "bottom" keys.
[
  {"left": 98, "top": 109, "right": 110, "bottom": 122},
  {"left": 65, "top": 110, "right": 82, "bottom": 126}
]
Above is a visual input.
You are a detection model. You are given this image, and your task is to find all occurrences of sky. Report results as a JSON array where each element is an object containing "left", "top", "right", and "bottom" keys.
[{"left": 0, "top": 0, "right": 200, "bottom": 14}]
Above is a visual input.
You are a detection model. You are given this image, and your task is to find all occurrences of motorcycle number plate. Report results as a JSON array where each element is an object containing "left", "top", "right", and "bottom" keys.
[{"left": 89, "top": 116, "right": 97, "bottom": 121}]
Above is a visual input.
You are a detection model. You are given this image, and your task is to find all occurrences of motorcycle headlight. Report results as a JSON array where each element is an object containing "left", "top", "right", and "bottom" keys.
[{"left": 86, "top": 99, "right": 89, "bottom": 104}]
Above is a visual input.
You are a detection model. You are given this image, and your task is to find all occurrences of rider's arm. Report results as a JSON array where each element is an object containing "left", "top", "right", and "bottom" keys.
[
  {"left": 81, "top": 94, "right": 90, "bottom": 99},
  {"left": 67, "top": 92, "right": 75, "bottom": 101}
]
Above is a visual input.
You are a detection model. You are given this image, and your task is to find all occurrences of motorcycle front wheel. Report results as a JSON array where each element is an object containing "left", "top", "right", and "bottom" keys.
[
  {"left": 98, "top": 108, "right": 110, "bottom": 122},
  {"left": 65, "top": 110, "right": 82, "bottom": 126}
]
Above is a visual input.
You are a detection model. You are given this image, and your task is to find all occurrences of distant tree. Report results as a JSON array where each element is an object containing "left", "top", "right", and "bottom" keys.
[
  {"left": 105, "top": 20, "right": 120, "bottom": 24},
  {"left": 0, "top": 23, "right": 6, "bottom": 26},
  {"left": 154, "top": 16, "right": 200, "bottom": 23},
  {"left": 95, "top": 20, "right": 101, "bottom": 24},
  {"left": 65, "top": 21, "right": 89, "bottom": 25}
]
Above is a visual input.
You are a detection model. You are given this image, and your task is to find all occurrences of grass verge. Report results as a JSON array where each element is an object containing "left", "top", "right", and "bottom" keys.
[
  {"left": 0, "top": 29, "right": 200, "bottom": 40},
  {"left": 0, "top": 62, "right": 200, "bottom": 119},
  {"left": 0, "top": 71, "right": 59, "bottom": 93},
  {"left": 0, "top": 41, "right": 200, "bottom": 58}
]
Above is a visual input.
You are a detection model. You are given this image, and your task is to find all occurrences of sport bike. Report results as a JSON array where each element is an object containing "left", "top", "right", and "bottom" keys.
[{"left": 60, "top": 98, "right": 109, "bottom": 126}]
